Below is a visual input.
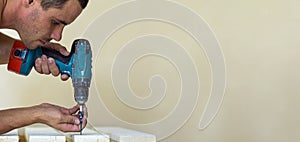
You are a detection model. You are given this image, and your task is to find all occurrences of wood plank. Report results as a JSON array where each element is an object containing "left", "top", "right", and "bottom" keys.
[
  {"left": 64, "top": 127, "right": 109, "bottom": 142},
  {"left": 0, "top": 129, "right": 19, "bottom": 142},
  {"left": 96, "top": 127, "right": 156, "bottom": 142},
  {"left": 25, "top": 125, "right": 65, "bottom": 142}
]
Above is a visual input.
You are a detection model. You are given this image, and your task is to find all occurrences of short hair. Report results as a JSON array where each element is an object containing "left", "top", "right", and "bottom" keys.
[{"left": 41, "top": 0, "right": 89, "bottom": 10}]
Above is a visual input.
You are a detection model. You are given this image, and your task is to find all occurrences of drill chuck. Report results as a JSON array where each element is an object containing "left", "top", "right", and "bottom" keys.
[{"left": 73, "top": 78, "right": 91, "bottom": 105}]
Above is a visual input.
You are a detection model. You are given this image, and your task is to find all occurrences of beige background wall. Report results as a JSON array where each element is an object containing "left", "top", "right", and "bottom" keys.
[{"left": 1, "top": 0, "right": 300, "bottom": 141}]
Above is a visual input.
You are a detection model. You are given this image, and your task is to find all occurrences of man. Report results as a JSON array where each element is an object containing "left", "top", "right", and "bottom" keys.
[{"left": 0, "top": 0, "right": 89, "bottom": 134}]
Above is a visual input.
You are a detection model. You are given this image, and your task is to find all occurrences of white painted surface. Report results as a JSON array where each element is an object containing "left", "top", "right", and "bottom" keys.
[
  {"left": 25, "top": 126, "right": 65, "bottom": 142},
  {"left": 65, "top": 128, "right": 109, "bottom": 142},
  {"left": 0, "top": 129, "right": 19, "bottom": 142},
  {"left": 96, "top": 127, "right": 156, "bottom": 142}
]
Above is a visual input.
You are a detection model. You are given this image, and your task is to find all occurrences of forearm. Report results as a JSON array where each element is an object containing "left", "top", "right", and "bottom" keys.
[
  {"left": 0, "top": 32, "right": 15, "bottom": 64},
  {"left": 0, "top": 106, "right": 39, "bottom": 134}
]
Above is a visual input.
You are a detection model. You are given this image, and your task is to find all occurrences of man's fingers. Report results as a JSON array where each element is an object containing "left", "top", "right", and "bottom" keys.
[
  {"left": 83, "top": 105, "right": 88, "bottom": 118},
  {"left": 48, "top": 58, "right": 60, "bottom": 76},
  {"left": 35, "top": 58, "right": 42, "bottom": 73},
  {"left": 41, "top": 55, "right": 50, "bottom": 74},
  {"left": 81, "top": 117, "right": 87, "bottom": 129},
  {"left": 35, "top": 56, "right": 69, "bottom": 80},
  {"left": 44, "top": 42, "right": 69, "bottom": 56},
  {"left": 57, "top": 46, "right": 69, "bottom": 56},
  {"left": 67, "top": 105, "right": 80, "bottom": 114},
  {"left": 62, "top": 115, "right": 80, "bottom": 125},
  {"left": 35, "top": 56, "right": 51, "bottom": 75},
  {"left": 33, "top": 42, "right": 71, "bottom": 81},
  {"left": 61, "top": 74, "right": 70, "bottom": 81}
]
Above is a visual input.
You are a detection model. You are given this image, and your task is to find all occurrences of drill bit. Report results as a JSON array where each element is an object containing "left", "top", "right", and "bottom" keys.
[{"left": 78, "top": 105, "right": 84, "bottom": 135}]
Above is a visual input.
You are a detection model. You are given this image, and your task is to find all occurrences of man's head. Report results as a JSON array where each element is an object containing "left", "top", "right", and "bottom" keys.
[{"left": 15, "top": 0, "right": 89, "bottom": 49}]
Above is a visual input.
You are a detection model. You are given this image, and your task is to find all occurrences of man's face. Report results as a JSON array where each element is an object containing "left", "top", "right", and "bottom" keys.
[{"left": 17, "top": 0, "right": 83, "bottom": 49}]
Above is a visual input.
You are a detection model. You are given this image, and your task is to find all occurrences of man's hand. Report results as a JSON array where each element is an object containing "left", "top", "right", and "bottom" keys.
[
  {"left": 0, "top": 103, "right": 88, "bottom": 134},
  {"left": 34, "top": 42, "right": 70, "bottom": 81},
  {"left": 35, "top": 103, "right": 88, "bottom": 132}
]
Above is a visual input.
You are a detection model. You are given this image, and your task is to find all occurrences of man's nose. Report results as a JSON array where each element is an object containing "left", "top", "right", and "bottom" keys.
[{"left": 50, "top": 27, "right": 63, "bottom": 41}]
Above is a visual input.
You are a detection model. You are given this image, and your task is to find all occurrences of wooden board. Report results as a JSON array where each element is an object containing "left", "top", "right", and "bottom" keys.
[
  {"left": 96, "top": 127, "right": 156, "bottom": 142},
  {"left": 25, "top": 126, "right": 65, "bottom": 142},
  {"left": 0, "top": 129, "right": 19, "bottom": 142}
]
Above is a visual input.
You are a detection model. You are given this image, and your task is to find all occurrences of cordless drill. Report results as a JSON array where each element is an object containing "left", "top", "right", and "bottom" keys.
[{"left": 7, "top": 39, "right": 92, "bottom": 134}]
